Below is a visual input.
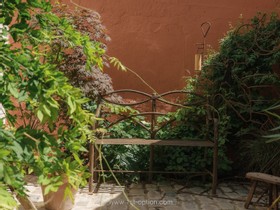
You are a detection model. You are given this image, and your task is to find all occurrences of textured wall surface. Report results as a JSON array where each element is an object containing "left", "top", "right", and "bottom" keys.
[{"left": 63, "top": 0, "right": 279, "bottom": 93}]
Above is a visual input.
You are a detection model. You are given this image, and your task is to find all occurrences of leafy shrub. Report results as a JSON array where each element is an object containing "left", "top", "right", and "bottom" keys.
[
  {"left": 101, "top": 118, "right": 150, "bottom": 182},
  {"left": 154, "top": 105, "right": 231, "bottom": 175},
  {"left": 194, "top": 13, "right": 280, "bottom": 175},
  {"left": 0, "top": 0, "right": 107, "bottom": 207}
]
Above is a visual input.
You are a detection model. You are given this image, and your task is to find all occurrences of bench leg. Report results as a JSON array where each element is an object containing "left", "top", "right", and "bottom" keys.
[
  {"left": 272, "top": 185, "right": 278, "bottom": 210},
  {"left": 245, "top": 181, "right": 258, "bottom": 209},
  {"left": 93, "top": 145, "right": 99, "bottom": 183},
  {"left": 212, "top": 118, "right": 218, "bottom": 195},
  {"left": 89, "top": 142, "right": 94, "bottom": 193},
  {"left": 202, "top": 148, "right": 207, "bottom": 183},
  {"left": 148, "top": 145, "right": 154, "bottom": 183},
  {"left": 212, "top": 142, "right": 218, "bottom": 195},
  {"left": 269, "top": 184, "right": 273, "bottom": 206},
  {"left": 89, "top": 143, "right": 100, "bottom": 193}
]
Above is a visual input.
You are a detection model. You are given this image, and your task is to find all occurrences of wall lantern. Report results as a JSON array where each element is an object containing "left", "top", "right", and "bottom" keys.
[{"left": 195, "top": 22, "right": 211, "bottom": 71}]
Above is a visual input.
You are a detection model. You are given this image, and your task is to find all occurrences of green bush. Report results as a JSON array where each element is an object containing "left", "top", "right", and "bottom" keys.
[
  {"left": 194, "top": 13, "right": 280, "bottom": 175},
  {"left": 0, "top": 0, "right": 106, "bottom": 207},
  {"left": 100, "top": 118, "right": 150, "bottom": 182}
]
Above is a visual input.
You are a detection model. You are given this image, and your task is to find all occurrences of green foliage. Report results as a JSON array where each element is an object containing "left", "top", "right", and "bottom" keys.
[
  {"left": 155, "top": 107, "right": 211, "bottom": 172},
  {"left": 0, "top": 121, "right": 25, "bottom": 209},
  {"left": 0, "top": 186, "right": 18, "bottom": 209},
  {"left": 109, "top": 57, "right": 127, "bottom": 71},
  {"left": 100, "top": 113, "right": 150, "bottom": 182},
  {"left": 241, "top": 138, "right": 280, "bottom": 175},
  {"left": 52, "top": 3, "right": 114, "bottom": 101},
  {"left": 155, "top": 105, "right": 231, "bottom": 174},
  {"left": 196, "top": 13, "right": 280, "bottom": 175},
  {"left": 264, "top": 102, "right": 280, "bottom": 143},
  {"left": 0, "top": 0, "right": 106, "bottom": 207}
]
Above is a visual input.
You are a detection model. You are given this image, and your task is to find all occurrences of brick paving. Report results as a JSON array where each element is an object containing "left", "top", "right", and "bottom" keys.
[{"left": 19, "top": 179, "right": 273, "bottom": 210}]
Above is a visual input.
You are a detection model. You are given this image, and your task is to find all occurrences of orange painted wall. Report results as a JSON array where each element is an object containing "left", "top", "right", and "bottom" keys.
[{"left": 62, "top": 0, "right": 279, "bottom": 93}]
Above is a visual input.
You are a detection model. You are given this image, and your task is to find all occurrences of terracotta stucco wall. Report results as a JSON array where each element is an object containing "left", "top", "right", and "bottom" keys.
[{"left": 63, "top": 0, "right": 279, "bottom": 93}]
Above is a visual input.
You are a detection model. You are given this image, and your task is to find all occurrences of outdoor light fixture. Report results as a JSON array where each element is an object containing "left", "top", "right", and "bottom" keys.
[
  {"left": 195, "top": 22, "right": 211, "bottom": 71},
  {"left": 194, "top": 54, "right": 202, "bottom": 71}
]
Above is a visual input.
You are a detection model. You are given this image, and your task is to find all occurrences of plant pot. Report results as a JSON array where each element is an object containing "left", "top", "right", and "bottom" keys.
[{"left": 42, "top": 181, "right": 77, "bottom": 210}]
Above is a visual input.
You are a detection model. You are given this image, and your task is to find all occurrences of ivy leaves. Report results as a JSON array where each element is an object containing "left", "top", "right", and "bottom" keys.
[
  {"left": 200, "top": 13, "right": 280, "bottom": 174},
  {"left": 204, "top": 13, "right": 280, "bottom": 128}
]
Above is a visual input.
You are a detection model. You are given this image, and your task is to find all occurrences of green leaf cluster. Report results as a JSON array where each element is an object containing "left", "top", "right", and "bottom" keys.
[
  {"left": 0, "top": 122, "right": 25, "bottom": 209},
  {"left": 193, "top": 13, "right": 280, "bottom": 175},
  {"left": 0, "top": 0, "right": 106, "bottom": 207}
]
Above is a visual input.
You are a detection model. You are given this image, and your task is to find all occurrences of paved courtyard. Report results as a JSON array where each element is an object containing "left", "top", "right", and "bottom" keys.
[{"left": 19, "top": 177, "right": 275, "bottom": 210}]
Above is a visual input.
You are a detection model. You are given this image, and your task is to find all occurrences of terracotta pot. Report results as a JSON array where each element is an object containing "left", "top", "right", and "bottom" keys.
[{"left": 42, "top": 181, "right": 77, "bottom": 210}]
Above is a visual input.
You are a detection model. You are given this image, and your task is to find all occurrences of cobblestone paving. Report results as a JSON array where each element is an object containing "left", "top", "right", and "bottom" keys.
[{"left": 21, "top": 180, "right": 272, "bottom": 210}]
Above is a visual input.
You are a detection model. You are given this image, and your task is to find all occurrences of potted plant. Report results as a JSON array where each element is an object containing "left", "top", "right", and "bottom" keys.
[
  {"left": 21, "top": 128, "right": 90, "bottom": 210},
  {"left": 39, "top": 158, "right": 88, "bottom": 210},
  {"left": 0, "top": 0, "right": 106, "bottom": 209}
]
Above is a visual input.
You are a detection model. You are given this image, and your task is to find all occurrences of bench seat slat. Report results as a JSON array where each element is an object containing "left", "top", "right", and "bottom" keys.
[
  {"left": 95, "top": 138, "right": 214, "bottom": 147},
  {"left": 246, "top": 172, "right": 280, "bottom": 185}
]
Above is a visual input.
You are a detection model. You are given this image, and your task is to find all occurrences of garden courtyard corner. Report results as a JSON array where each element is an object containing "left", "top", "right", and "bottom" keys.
[{"left": 0, "top": 0, "right": 279, "bottom": 210}]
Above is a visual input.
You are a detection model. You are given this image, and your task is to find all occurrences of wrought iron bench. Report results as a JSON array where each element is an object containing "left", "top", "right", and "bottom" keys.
[{"left": 88, "top": 89, "right": 219, "bottom": 195}]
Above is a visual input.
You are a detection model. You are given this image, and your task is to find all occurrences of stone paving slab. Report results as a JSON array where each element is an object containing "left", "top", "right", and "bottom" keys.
[{"left": 18, "top": 181, "right": 275, "bottom": 210}]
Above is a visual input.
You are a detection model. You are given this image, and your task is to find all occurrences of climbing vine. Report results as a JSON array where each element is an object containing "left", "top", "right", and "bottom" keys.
[{"left": 196, "top": 13, "right": 280, "bottom": 175}]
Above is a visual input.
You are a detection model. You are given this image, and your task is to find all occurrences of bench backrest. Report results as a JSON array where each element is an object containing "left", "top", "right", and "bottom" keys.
[{"left": 95, "top": 89, "right": 215, "bottom": 141}]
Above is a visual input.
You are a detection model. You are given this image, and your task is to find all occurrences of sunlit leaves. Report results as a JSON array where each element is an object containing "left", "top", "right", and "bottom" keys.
[
  {"left": 0, "top": 0, "right": 106, "bottom": 207},
  {"left": 0, "top": 185, "right": 18, "bottom": 210},
  {"left": 109, "top": 57, "right": 127, "bottom": 71}
]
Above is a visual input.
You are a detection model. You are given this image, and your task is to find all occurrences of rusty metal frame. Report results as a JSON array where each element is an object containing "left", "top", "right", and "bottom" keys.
[{"left": 88, "top": 89, "right": 219, "bottom": 194}]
